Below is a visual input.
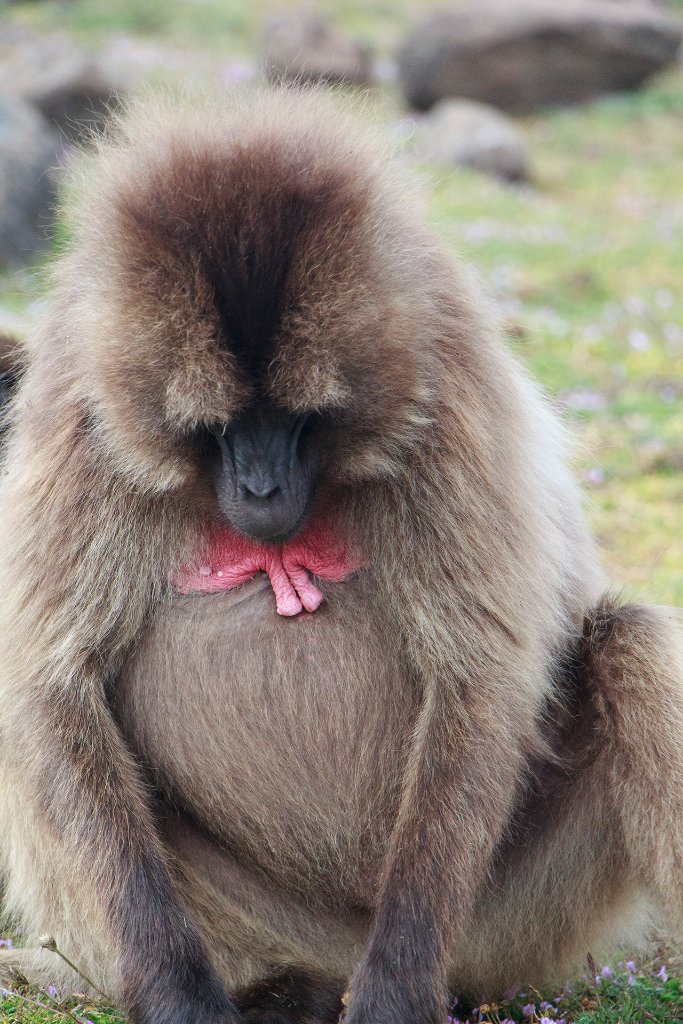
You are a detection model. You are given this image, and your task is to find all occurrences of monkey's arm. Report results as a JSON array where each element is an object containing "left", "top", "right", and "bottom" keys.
[
  {"left": 345, "top": 670, "right": 527, "bottom": 1024},
  {"left": 343, "top": 445, "right": 555, "bottom": 1024},
  {"left": 0, "top": 428, "right": 241, "bottom": 1024}
]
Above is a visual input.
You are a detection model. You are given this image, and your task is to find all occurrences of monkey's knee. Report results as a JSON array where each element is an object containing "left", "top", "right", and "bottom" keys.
[
  {"left": 580, "top": 597, "right": 683, "bottom": 740},
  {"left": 581, "top": 597, "right": 683, "bottom": 917}
]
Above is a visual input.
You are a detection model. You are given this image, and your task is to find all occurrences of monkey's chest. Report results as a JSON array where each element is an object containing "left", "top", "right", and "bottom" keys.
[{"left": 114, "top": 576, "right": 411, "bottom": 894}]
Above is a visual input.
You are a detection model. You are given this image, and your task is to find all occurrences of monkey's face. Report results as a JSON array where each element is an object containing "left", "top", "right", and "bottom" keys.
[{"left": 78, "top": 104, "right": 440, "bottom": 536}]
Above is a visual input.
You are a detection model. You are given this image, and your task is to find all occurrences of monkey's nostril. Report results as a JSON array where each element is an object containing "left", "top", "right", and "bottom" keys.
[{"left": 242, "top": 483, "right": 280, "bottom": 501}]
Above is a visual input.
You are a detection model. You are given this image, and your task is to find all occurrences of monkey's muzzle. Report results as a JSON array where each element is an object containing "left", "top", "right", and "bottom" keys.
[{"left": 210, "top": 407, "right": 318, "bottom": 544}]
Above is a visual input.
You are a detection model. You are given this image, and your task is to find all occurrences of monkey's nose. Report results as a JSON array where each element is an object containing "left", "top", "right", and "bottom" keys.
[{"left": 241, "top": 480, "right": 281, "bottom": 502}]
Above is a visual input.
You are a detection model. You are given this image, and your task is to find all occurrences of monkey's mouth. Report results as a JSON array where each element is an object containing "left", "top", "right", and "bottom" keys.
[{"left": 242, "top": 499, "right": 314, "bottom": 546}]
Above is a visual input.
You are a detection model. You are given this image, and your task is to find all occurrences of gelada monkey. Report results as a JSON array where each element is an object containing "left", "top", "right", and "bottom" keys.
[{"left": 0, "top": 90, "right": 681, "bottom": 1024}]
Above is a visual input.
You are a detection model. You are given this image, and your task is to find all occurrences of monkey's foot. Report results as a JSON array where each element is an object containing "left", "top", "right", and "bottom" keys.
[
  {"left": 174, "top": 517, "right": 365, "bottom": 616},
  {"left": 233, "top": 969, "right": 344, "bottom": 1024}
]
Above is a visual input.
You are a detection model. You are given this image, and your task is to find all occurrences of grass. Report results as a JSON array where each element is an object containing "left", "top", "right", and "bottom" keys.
[
  {"left": 1, "top": 1, "right": 682, "bottom": 1021},
  {"left": 418, "top": 75, "right": 683, "bottom": 606},
  {"left": 0, "top": 951, "right": 681, "bottom": 1024}
]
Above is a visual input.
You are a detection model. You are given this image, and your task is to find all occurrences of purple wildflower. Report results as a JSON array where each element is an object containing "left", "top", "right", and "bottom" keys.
[
  {"left": 585, "top": 467, "right": 605, "bottom": 486},
  {"left": 0, "top": 938, "right": 12, "bottom": 948},
  {"left": 45, "top": 985, "right": 58, "bottom": 998},
  {"left": 628, "top": 328, "right": 650, "bottom": 352},
  {"left": 625, "top": 295, "right": 646, "bottom": 315},
  {"left": 600, "top": 965, "right": 612, "bottom": 978},
  {"left": 522, "top": 1003, "right": 536, "bottom": 1017},
  {"left": 541, "top": 1017, "right": 554, "bottom": 1024},
  {"left": 540, "top": 1000, "right": 554, "bottom": 1011},
  {"left": 658, "top": 965, "right": 668, "bottom": 982},
  {"left": 626, "top": 960, "right": 636, "bottom": 973}
]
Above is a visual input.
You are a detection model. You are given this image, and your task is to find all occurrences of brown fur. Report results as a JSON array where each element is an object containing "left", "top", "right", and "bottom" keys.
[{"left": 0, "top": 89, "right": 681, "bottom": 1024}]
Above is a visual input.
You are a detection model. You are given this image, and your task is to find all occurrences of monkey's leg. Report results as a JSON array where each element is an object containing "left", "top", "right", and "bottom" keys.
[
  {"left": 578, "top": 601, "right": 683, "bottom": 939},
  {"left": 342, "top": 666, "right": 538, "bottom": 1024},
  {"left": 453, "top": 599, "right": 683, "bottom": 997},
  {"left": 569, "top": 601, "right": 683, "bottom": 942},
  {"left": 0, "top": 700, "right": 241, "bottom": 1024}
]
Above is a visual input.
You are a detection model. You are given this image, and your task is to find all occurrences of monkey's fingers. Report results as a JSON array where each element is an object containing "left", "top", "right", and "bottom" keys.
[
  {"left": 285, "top": 563, "right": 325, "bottom": 613},
  {"left": 265, "top": 557, "right": 304, "bottom": 616}
]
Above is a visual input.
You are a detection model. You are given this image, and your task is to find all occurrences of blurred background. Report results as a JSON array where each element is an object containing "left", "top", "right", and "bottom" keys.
[{"left": 0, "top": 0, "right": 681, "bottom": 604}]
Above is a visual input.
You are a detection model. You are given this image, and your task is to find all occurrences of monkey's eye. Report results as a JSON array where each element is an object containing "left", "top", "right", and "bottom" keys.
[
  {"left": 192, "top": 424, "right": 222, "bottom": 458},
  {"left": 292, "top": 411, "right": 315, "bottom": 456}
]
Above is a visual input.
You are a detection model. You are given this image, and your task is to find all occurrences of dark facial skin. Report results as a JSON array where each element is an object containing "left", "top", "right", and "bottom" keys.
[{"left": 209, "top": 406, "right": 320, "bottom": 543}]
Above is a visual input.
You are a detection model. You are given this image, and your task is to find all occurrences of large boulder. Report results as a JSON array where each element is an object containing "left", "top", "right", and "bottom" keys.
[
  {"left": 0, "top": 34, "right": 125, "bottom": 142},
  {"left": 416, "top": 99, "right": 530, "bottom": 181},
  {"left": 398, "top": 0, "right": 682, "bottom": 112},
  {"left": 0, "top": 97, "right": 59, "bottom": 269},
  {"left": 261, "top": 11, "right": 372, "bottom": 87}
]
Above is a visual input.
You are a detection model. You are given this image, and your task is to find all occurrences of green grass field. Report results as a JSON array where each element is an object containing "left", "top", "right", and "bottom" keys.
[{"left": 1, "top": 1, "right": 682, "bottom": 1022}]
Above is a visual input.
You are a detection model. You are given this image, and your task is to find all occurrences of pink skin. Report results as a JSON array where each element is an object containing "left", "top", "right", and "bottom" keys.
[{"left": 175, "top": 517, "right": 364, "bottom": 616}]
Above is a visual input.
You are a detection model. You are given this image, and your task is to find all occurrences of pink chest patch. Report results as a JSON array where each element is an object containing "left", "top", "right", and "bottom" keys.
[{"left": 174, "top": 517, "right": 364, "bottom": 617}]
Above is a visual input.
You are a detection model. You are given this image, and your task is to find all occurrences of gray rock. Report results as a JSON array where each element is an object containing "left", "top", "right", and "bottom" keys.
[
  {"left": 0, "top": 35, "right": 125, "bottom": 142},
  {"left": 417, "top": 99, "right": 530, "bottom": 181},
  {"left": 261, "top": 11, "right": 372, "bottom": 87},
  {"left": 399, "top": 0, "right": 682, "bottom": 112},
  {"left": 0, "top": 97, "right": 59, "bottom": 269}
]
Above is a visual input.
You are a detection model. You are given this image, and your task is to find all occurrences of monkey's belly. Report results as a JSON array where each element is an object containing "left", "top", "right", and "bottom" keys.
[{"left": 115, "top": 575, "right": 411, "bottom": 902}]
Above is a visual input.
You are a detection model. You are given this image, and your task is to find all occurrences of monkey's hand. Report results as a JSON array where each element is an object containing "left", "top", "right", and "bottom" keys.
[
  {"left": 342, "top": 949, "right": 448, "bottom": 1024},
  {"left": 174, "top": 518, "right": 365, "bottom": 616}
]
